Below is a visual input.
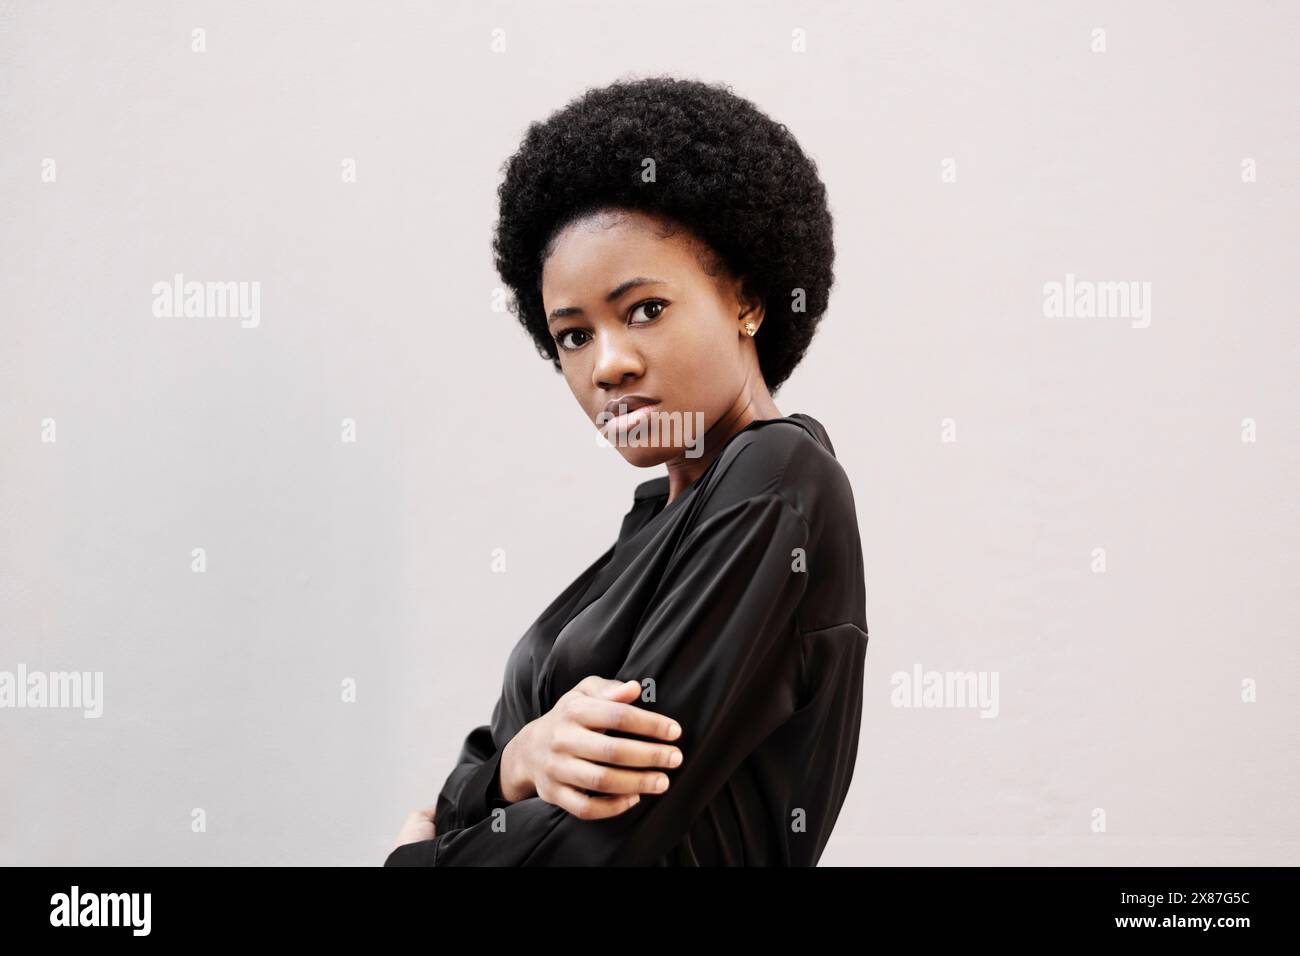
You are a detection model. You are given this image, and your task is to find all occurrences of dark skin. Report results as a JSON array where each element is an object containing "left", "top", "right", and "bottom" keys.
[
  {"left": 544, "top": 206, "right": 782, "bottom": 504},
  {"left": 393, "top": 207, "right": 782, "bottom": 848}
]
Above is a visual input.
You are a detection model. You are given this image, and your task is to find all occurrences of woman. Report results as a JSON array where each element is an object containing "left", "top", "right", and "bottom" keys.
[{"left": 387, "top": 76, "right": 868, "bottom": 866}]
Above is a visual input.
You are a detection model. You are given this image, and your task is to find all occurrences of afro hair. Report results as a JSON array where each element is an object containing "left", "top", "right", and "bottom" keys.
[{"left": 492, "top": 75, "right": 836, "bottom": 395}]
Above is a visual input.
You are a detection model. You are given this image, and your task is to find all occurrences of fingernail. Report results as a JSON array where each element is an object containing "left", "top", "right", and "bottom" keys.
[
  {"left": 668, "top": 750, "right": 682, "bottom": 767},
  {"left": 655, "top": 775, "right": 669, "bottom": 792},
  {"left": 668, "top": 722, "right": 681, "bottom": 739}
]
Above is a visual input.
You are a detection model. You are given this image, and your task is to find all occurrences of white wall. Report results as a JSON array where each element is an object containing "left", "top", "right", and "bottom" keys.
[{"left": 1, "top": 0, "right": 1296, "bottom": 865}]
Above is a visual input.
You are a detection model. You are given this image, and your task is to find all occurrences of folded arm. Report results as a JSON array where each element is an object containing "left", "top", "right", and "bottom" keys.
[{"left": 386, "top": 493, "right": 810, "bottom": 866}]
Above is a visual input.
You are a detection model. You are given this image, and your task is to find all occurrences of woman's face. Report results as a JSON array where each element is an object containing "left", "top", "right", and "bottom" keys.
[{"left": 540, "top": 207, "right": 764, "bottom": 468}]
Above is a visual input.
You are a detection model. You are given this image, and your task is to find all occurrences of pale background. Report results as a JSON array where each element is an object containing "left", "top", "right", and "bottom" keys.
[{"left": 2, "top": 0, "right": 1296, "bottom": 866}]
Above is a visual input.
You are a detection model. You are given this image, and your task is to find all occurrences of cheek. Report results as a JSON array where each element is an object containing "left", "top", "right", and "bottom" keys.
[
  {"left": 556, "top": 354, "right": 586, "bottom": 396},
  {"left": 656, "top": 312, "right": 739, "bottom": 389}
]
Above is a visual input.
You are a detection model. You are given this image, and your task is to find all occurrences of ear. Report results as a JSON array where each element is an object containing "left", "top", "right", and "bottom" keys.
[{"left": 734, "top": 275, "right": 765, "bottom": 327}]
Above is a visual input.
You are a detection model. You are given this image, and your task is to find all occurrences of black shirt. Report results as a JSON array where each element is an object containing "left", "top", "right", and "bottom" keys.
[{"left": 385, "top": 412, "right": 868, "bottom": 865}]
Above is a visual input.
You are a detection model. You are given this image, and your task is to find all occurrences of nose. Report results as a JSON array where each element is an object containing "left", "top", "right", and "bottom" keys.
[{"left": 591, "top": 326, "right": 645, "bottom": 391}]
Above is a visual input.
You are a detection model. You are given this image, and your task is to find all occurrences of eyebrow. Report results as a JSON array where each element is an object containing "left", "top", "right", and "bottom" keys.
[{"left": 547, "top": 277, "right": 667, "bottom": 323}]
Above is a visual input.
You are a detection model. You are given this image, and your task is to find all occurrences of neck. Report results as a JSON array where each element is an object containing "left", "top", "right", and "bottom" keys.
[{"left": 663, "top": 376, "right": 782, "bottom": 505}]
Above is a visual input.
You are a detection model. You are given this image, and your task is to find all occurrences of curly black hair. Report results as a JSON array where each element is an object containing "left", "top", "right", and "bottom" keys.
[{"left": 492, "top": 75, "right": 835, "bottom": 395}]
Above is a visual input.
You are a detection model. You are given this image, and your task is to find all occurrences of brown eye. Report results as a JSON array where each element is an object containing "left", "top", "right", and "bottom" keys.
[
  {"left": 630, "top": 299, "right": 667, "bottom": 324},
  {"left": 556, "top": 328, "right": 590, "bottom": 351}
]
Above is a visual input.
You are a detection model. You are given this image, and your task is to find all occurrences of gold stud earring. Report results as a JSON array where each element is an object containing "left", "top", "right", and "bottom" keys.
[{"left": 744, "top": 322, "right": 757, "bottom": 337}]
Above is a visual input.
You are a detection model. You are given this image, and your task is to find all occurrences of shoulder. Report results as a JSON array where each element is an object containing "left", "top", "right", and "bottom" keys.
[
  {"left": 687, "top": 415, "right": 867, "bottom": 635},
  {"left": 695, "top": 416, "right": 858, "bottom": 535}
]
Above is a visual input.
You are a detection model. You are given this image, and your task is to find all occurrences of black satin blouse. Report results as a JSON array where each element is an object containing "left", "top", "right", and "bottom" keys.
[{"left": 385, "top": 412, "right": 868, "bottom": 866}]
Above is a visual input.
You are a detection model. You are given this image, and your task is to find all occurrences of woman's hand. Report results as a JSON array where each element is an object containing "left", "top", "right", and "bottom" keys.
[
  {"left": 392, "top": 803, "right": 437, "bottom": 850},
  {"left": 501, "top": 676, "right": 684, "bottom": 820}
]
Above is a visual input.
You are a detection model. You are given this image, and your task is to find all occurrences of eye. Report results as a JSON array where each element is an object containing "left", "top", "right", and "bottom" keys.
[
  {"left": 552, "top": 299, "right": 668, "bottom": 354},
  {"left": 630, "top": 299, "right": 667, "bottom": 324},
  {"left": 554, "top": 328, "right": 591, "bottom": 352}
]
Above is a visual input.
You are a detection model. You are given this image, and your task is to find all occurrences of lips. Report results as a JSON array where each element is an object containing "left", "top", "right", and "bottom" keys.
[{"left": 601, "top": 395, "right": 659, "bottom": 423}]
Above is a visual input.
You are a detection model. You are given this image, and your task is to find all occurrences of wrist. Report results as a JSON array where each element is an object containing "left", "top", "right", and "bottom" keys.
[{"left": 499, "top": 728, "right": 536, "bottom": 803}]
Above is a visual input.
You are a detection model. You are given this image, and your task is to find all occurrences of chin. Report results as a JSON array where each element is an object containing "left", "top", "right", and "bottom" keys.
[{"left": 614, "top": 445, "right": 676, "bottom": 468}]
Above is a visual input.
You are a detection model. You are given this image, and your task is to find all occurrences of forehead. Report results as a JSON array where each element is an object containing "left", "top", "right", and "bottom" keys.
[{"left": 541, "top": 210, "right": 704, "bottom": 296}]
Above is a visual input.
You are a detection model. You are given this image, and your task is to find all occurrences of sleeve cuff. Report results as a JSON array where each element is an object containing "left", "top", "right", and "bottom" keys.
[
  {"left": 384, "top": 838, "right": 438, "bottom": 867},
  {"left": 454, "top": 746, "right": 507, "bottom": 828}
]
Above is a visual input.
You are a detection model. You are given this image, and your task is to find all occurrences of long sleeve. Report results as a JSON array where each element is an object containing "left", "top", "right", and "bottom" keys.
[
  {"left": 431, "top": 721, "right": 513, "bottom": 833},
  {"left": 408, "top": 542, "right": 624, "bottom": 841},
  {"left": 385, "top": 491, "right": 811, "bottom": 866}
]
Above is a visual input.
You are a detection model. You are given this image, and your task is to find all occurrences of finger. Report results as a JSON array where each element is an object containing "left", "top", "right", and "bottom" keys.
[
  {"left": 573, "top": 696, "right": 683, "bottom": 742},
  {"left": 563, "top": 725, "right": 683, "bottom": 771},
  {"left": 602, "top": 679, "right": 643, "bottom": 699},
  {"left": 548, "top": 782, "right": 642, "bottom": 821},
  {"left": 577, "top": 676, "right": 641, "bottom": 699},
  {"left": 550, "top": 753, "right": 672, "bottom": 797}
]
